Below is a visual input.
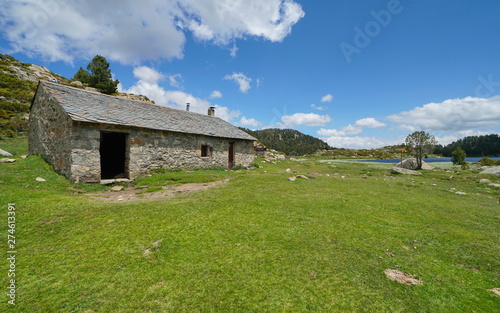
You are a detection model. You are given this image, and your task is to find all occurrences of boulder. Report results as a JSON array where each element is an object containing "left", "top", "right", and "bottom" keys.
[
  {"left": 396, "top": 158, "right": 433, "bottom": 170},
  {"left": 70, "top": 80, "right": 84, "bottom": 87},
  {"left": 391, "top": 167, "right": 422, "bottom": 175},
  {"left": 480, "top": 166, "right": 500, "bottom": 176},
  {"left": 0, "top": 148, "right": 13, "bottom": 157},
  {"left": 479, "top": 179, "right": 492, "bottom": 183},
  {"left": 0, "top": 158, "right": 16, "bottom": 163}
]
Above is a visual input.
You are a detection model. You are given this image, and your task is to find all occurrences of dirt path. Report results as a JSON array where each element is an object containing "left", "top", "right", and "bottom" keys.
[{"left": 86, "top": 179, "right": 229, "bottom": 203}]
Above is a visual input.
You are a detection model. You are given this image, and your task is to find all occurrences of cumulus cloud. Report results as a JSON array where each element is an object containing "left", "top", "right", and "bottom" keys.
[
  {"left": 387, "top": 96, "right": 500, "bottom": 132},
  {"left": 321, "top": 94, "right": 333, "bottom": 103},
  {"left": 238, "top": 117, "right": 262, "bottom": 127},
  {"left": 354, "top": 117, "right": 386, "bottom": 128},
  {"left": 209, "top": 90, "right": 222, "bottom": 99},
  {"left": 224, "top": 72, "right": 252, "bottom": 93},
  {"left": 317, "top": 117, "right": 385, "bottom": 137},
  {"left": 317, "top": 117, "right": 390, "bottom": 148},
  {"left": 121, "top": 66, "right": 240, "bottom": 122},
  {"left": 321, "top": 136, "right": 398, "bottom": 150},
  {"left": 0, "top": 0, "right": 304, "bottom": 64},
  {"left": 279, "top": 113, "right": 331, "bottom": 127}
]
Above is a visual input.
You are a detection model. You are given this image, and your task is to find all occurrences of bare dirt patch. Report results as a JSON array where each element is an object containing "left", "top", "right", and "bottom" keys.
[
  {"left": 384, "top": 269, "right": 423, "bottom": 285},
  {"left": 489, "top": 288, "right": 500, "bottom": 297},
  {"left": 86, "top": 179, "right": 229, "bottom": 203}
]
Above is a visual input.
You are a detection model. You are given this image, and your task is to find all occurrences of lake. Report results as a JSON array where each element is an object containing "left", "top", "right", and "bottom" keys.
[{"left": 355, "top": 157, "right": 500, "bottom": 164}]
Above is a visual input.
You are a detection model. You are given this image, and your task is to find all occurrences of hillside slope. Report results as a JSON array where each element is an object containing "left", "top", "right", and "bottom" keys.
[
  {"left": 241, "top": 128, "right": 331, "bottom": 156},
  {"left": 0, "top": 54, "right": 69, "bottom": 137},
  {"left": 0, "top": 54, "right": 155, "bottom": 138}
]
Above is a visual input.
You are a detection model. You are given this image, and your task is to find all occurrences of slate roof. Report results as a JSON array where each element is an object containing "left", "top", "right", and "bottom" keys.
[{"left": 38, "top": 81, "right": 256, "bottom": 141}]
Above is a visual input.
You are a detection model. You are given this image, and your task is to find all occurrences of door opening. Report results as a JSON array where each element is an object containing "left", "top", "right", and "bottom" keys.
[
  {"left": 100, "top": 131, "right": 127, "bottom": 179},
  {"left": 228, "top": 142, "right": 235, "bottom": 169}
]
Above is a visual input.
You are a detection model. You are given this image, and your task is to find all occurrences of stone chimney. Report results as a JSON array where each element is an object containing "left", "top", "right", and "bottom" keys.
[
  {"left": 208, "top": 106, "right": 215, "bottom": 116},
  {"left": 186, "top": 103, "right": 190, "bottom": 111}
]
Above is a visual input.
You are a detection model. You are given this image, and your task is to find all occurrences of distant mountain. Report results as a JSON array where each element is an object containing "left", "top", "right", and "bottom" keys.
[{"left": 241, "top": 128, "right": 332, "bottom": 156}]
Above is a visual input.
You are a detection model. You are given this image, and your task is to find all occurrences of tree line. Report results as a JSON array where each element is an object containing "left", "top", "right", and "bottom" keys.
[{"left": 434, "top": 134, "right": 500, "bottom": 157}]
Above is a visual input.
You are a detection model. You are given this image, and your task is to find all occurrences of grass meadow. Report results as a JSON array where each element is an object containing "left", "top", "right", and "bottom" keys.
[{"left": 0, "top": 137, "right": 499, "bottom": 312}]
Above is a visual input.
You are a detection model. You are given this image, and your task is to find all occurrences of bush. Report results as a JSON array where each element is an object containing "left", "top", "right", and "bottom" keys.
[
  {"left": 451, "top": 147, "right": 466, "bottom": 165},
  {"left": 478, "top": 157, "right": 500, "bottom": 166}
]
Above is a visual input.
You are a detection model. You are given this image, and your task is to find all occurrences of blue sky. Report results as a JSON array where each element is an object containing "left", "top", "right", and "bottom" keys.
[{"left": 1, "top": 0, "right": 500, "bottom": 149}]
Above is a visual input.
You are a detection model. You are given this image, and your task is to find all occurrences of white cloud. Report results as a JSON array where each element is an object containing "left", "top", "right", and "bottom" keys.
[
  {"left": 168, "top": 74, "right": 183, "bottom": 88},
  {"left": 238, "top": 117, "right": 262, "bottom": 127},
  {"left": 279, "top": 113, "right": 331, "bottom": 127},
  {"left": 209, "top": 90, "right": 222, "bottom": 99},
  {"left": 121, "top": 66, "right": 240, "bottom": 122},
  {"left": 224, "top": 72, "right": 252, "bottom": 93},
  {"left": 0, "top": 0, "right": 304, "bottom": 64},
  {"left": 321, "top": 94, "right": 333, "bottom": 103},
  {"left": 317, "top": 117, "right": 385, "bottom": 138},
  {"left": 354, "top": 117, "right": 386, "bottom": 128},
  {"left": 321, "top": 136, "right": 397, "bottom": 150},
  {"left": 310, "top": 104, "right": 326, "bottom": 111},
  {"left": 341, "top": 125, "right": 363, "bottom": 135},
  {"left": 317, "top": 128, "right": 345, "bottom": 137},
  {"left": 133, "top": 66, "right": 165, "bottom": 85},
  {"left": 387, "top": 96, "right": 500, "bottom": 132},
  {"left": 229, "top": 43, "right": 238, "bottom": 57}
]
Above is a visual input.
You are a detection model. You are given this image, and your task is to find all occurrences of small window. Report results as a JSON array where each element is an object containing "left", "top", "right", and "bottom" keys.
[{"left": 201, "top": 145, "right": 211, "bottom": 157}]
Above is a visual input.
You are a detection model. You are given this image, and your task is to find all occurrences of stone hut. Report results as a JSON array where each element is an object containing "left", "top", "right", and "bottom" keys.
[{"left": 29, "top": 81, "right": 256, "bottom": 182}]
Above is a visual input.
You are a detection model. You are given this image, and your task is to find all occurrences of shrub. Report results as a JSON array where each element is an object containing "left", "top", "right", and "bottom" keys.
[
  {"left": 451, "top": 147, "right": 466, "bottom": 165},
  {"left": 479, "top": 157, "right": 498, "bottom": 166}
]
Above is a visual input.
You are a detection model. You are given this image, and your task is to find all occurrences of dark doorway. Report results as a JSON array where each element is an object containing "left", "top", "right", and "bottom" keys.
[
  {"left": 100, "top": 131, "right": 127, "bottom": 179},
  {"left": 228, "top": 142, "right": 235, "bottom": 169}
]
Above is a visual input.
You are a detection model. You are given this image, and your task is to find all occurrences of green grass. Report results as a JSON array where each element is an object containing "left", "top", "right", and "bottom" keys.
[{"left": 1, "top": 138, "right": 499, "bottom": 312}]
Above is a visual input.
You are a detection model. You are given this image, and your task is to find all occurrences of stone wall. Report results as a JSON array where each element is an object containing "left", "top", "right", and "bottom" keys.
[
  {"left": 68, "top": 123, "right": 255, "bottom": 182},
  {"left": 28, "top": 84, "right": 73, "bottom": 178},
  {"left": 127, "top": 128, "right": 255, "bottom": 177}
]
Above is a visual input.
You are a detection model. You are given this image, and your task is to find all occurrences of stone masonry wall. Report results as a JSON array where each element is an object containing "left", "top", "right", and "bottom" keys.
[
  {"left": 128, "top": 128, "right": 255, "bottom": 178},
  {"left": 29, "top": 84, "right": 73, "bottom": 178},
  {"left": 68, "top": 123, "right": 255, "bottom": 182}
]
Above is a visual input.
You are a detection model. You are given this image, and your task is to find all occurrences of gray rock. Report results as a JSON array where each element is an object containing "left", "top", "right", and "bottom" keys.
[
  {"left": 0, "top": 148, "right": 13, "bottom": 156},
  {"left": 0, "top": 158, "right": 16, "bottom": 163},
  {"left": 455, "top": 191, "right": 467, "bottom": 195},
  {"left": 391, "top": 167, "right": 422, "bottom": 175},
  {"left": 70, "top": 80, "right": 84, "bottom": 87},
  {"left": 110, "top": 186, "right": 124, "bottom": 192},
  {"left": 480, "top": 166, "right": 500, "bottom": 176},
  {"left": 479, "top": 179, "right": 492, "bottom": 184},
  {"left": 488, "top": 183, "right": 500, "bottom": 188},
  {"left": 395, "top": 158, "right": 434, "bottom": 170},
  {"left": 35, "top": 177, "right": 46, "bottom": 182}
]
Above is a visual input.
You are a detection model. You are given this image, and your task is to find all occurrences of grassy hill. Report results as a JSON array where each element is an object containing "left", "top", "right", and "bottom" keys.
[
  {"left": 241, "top": 128, "right": 332, "bottom": 156},
  {"left": 1, "top": 137, "right": 499, "bottom": 312}
]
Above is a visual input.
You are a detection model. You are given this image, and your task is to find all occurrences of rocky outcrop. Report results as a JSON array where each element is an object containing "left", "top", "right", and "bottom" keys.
[
  {"left": 391, "top": 167, "right": 422, "bottom": 175},
  {"left": 480, "top": 166, "right": 500, "bottom": 176},
  {"left": 8, "top": 64, "right": 58, "bottom": 82}
]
